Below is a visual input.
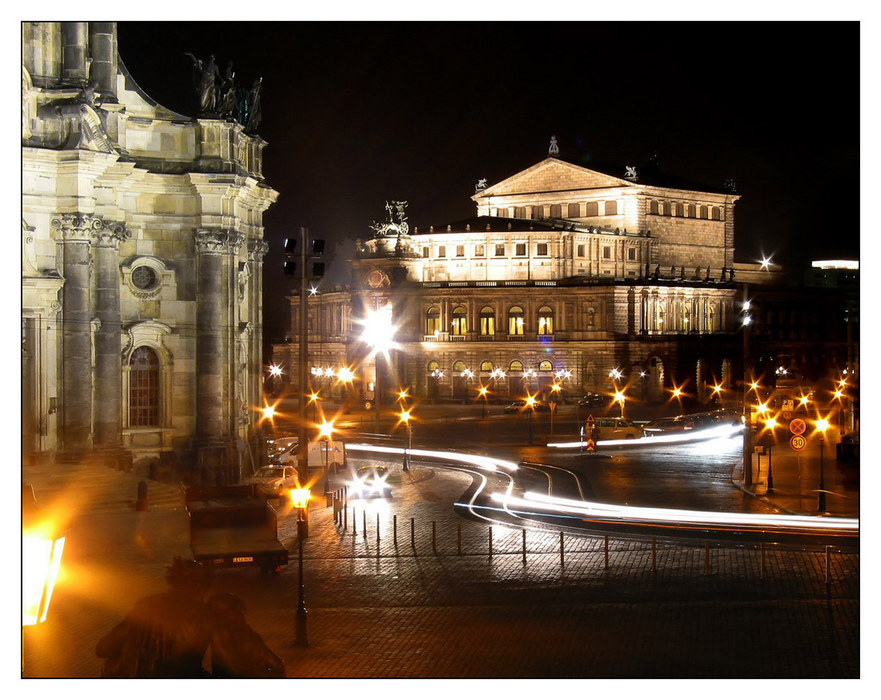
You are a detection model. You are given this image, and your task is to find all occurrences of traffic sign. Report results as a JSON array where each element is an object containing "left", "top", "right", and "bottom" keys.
[
  {"left": 586, "top": 413, "right": 595, "bottom": 425},
  {"left": 782, "top": 411, "right": 792, "bottom": 421},
  {"left": 789, "top": 418, "right": 806, "bottom": 435},
  {"left": 790, "top": 434, "right": 806, "bottom": 451},
  {"left": 586, "top": 438, "right": 596, "bottom": 452}
]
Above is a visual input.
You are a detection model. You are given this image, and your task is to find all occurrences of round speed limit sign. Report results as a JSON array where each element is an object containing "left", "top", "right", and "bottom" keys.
[{"left": 790, "top": 434, "right": 807, "bottom": 451}]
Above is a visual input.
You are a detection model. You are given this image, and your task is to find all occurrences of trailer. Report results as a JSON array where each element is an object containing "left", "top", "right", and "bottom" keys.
[{"left": 184, "top": 485, "right": 289, "bottom": 574}]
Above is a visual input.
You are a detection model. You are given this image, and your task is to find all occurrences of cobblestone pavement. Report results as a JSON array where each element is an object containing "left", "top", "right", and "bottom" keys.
[{"left": 22, "top": 456, "right": 859, "bottom": 680}]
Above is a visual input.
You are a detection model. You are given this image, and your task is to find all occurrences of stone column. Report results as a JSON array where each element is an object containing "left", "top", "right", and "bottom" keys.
[
  {"left": 88, "top": 22, "right": 118, "bottom": 101},
  {"left": 52, "top": 213, "right": 98, "bottom": 452},
  {"left": 194, "top": 229, "right": 241, "bottom": 484},
  {"left": 92, "top": 220, "right": 130, "bottom": 450},
  {"left": 61, "top": 22, "right": 88, "bottom": 86}
]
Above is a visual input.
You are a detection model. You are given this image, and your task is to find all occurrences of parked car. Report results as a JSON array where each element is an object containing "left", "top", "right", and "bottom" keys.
[
  {"left": 592, "top": 417, "right": 642, "bottom": 440},
  {"left": 267, "top": 436, "right": 298, "bottom": 464},
  {"left": 244, "top": 465, "right": 299, "bottom": 496},
  {"left": 348, "top": 466, "right": 391, "bottom": 499},
  {"left": 577, "top": 393, "right": 607, "bottom": 408},
  {"left": 503, "top": 400, "right": 551, "bottom": 413}
]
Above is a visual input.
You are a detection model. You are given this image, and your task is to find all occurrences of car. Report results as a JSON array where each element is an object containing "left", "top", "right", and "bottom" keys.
[
  {"left": 503, "top": 400, "right": 551, "bottom": 413},
  {"left": 348, "top": 466, "right": 391, "bottom": 499},
  {"left": 267, "top": 437, "right": 298, "bottom": 464},
  {"left": 591, "top": 417, "right": 642, "bottom": 440},
  {"left": 577, "top": 393, "right": 607, "bottom": 408},
  {"left": 244, "top": 465, "right": 299, "bottom": 496}
]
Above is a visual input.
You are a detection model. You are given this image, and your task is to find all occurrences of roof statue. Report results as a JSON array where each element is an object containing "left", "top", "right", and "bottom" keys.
[
  {"left": 475, "top": 178, "right": 487, "bottom": 192},
  {"left": 186, "top": 52, "right": 221, "bottom": 115},
  {"left": 548, "top": 135, "right": 559, "bottom": 156},
  {"left": 625, "top": 165, "right": 638, "bottom": 180},
  {"left": 370, "top": 200, "right": 410, "bottom": 239}
]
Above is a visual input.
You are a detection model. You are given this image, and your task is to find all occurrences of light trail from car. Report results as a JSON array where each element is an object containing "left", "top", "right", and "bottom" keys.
[{"left": 547, "top": 422, "right": 744, "bottom": 449}]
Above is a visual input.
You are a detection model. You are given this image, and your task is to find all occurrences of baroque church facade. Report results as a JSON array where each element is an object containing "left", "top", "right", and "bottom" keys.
[
  {"left": 22, "top": 22, "right": 277, "bottom": 483},
  {"left": 274, "top": 150, "right": 778, "bottom": 408}
]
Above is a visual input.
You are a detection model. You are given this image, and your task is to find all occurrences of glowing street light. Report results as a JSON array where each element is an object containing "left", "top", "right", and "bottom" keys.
[
  {"left": 22, "top": 485, "right": 65, "bottom": 628},
  {"left": 290, "top": 486, "right": 311, "bottom": 646},
  {"left": 477, "top": 385, "right": 490, "bottom": 418},
  {"left": 613, "top": 389, "right": 627, "bottom": 418},
  {"left": 358, "top": 303, "right": 398, "bottom": 432},
  {"left": 815, "top": 418, "right": 830, "bottom": 512},
  {"left": 524, "top": 393, "right": 538, "bottom": 445},
  {"left": 317, "top": 418, "right": 336, "bottom": 496},
  {"left": 268, "top": 364, "right": 283, "bottom": 378},
  {"left": 398, "top": 407, "right": 413, "bottom": 472}
]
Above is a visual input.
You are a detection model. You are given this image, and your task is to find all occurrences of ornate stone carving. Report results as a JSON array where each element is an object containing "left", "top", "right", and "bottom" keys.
[
  {"left": 247, "top": 239, "right": 269, "bottom": 262},
  {"left": 194, "top": 229, "right": 244, "bottom": 255},
  {"left": 51, "top": 213, "right": 131, "bottom": 246},
  {"left": 370, "top": 201, "right": 409, "bottom": 239}
]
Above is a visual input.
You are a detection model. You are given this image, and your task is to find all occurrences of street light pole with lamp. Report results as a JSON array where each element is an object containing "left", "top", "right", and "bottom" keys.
[
  {"left": 290, "top": 486, "right": 311, "bottom": 647},
  {"left": 398, "top": 407, "right": 413, "bottom": 472},
  {"left": 317, "top": 418, "right": 335, "bottom": 500},
  {"left": 815, "top": 417, "right": 830, "bottom": 512},
  {"left": 358, "top": 303, "right": 398, "bottom": 434}
]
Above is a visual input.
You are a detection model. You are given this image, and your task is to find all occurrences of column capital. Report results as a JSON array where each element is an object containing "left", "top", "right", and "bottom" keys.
[
  {"left": 195, "top": 228, "right": 245, "bottom": 255},
  {"left": 51, "top": 213, "right": 131, "bottom": 247},
  {"left": 247, "top": 239, "right": 270, "bottom": 262}
]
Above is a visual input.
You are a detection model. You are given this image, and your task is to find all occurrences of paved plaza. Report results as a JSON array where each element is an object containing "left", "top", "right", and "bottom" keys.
[{"left": 22, "top": 445, "right": 859, "bottom": 681}]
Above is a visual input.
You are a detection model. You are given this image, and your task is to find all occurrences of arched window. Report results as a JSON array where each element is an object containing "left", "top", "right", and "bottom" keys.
[
  {"left": 514, "top": 206, "right": 527, "bottom": 218},
  {"left": 675, "top": 203, "right": 685, "bottom": 217},
  {"left": 130, "top": 347, "right": 159, "bottom": 427},
  {"left": 531, "top": 205, "right": 544, "bottom": 219},
  {"left": 497, "top": 207, "right": 509, "bottom": 218},
  {"left": 663, "top": 202, "right": 672, "bottom": 216},
  {"left": 453, "top": 360, "right": 466, "bottom": 372},
  {"left": 700, "top": 205, "right": 709, "bottom": 219},
  {"left": 451, "top": 305, "right": 467, "bottom": 335},
  {"left": 537, "top": 305, "right": 554, "bottom": 335},
  {"left": 509, "top": 360, "right": 523, "bottom": 372},
  {"left": 549, "top": 204, "right": 562, "bottom": 218},
  {"left": 585, "top": 202, "right": 599, "bottom": 217},
  {"left": 567, "top": 203, "right": 580, "bottom": 218},
  {"left": 649, "top": 200, "right": 659, "bottom": 215},
  {"left": 688, "top": 204, "right": 696, "bottom": 218},
  {"left": 427, "top": 361, "right": 439, "bottom": 372},
  {"left": 507, "top": 306, "right": 525, "bottom": 335},
  {"left": 479, "top": 306, "right": 495, "bottom": 336},
  {"left": 426, "top": 306, "right": 441, "bottom": 336},
  {"left": 712, "top": 207, "right": 722, "bottom": 220},
  {"left": 604, "top": 200, "right": 618, "bottom": 216},
  {"left": 480, "top": 360, "right": 494, "bottom": 372},
  {"left": 539, "top": 360, "right": 553, "bottom": 371}
]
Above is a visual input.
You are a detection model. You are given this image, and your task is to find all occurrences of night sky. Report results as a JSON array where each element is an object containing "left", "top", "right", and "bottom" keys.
[{"left": 116, "top": 21, "right": 860, "bottom": 345}]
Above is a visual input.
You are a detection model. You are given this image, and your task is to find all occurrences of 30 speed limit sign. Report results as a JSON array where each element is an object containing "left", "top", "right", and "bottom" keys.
[{"left": 790, "top": 434, "right": 807, "bottom": 451}]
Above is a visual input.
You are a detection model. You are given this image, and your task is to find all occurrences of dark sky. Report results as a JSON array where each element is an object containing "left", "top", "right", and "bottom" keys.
[{"left": 116, "top": 21, "right": 860, "bottom": 344}]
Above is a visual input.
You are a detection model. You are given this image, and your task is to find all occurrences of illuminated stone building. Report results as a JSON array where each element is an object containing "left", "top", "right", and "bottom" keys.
[
  {"left": 275, "top": 149, "right": 782, "bottom": 407},
  {"left": 22, "top": 22, "right": 278, "bottom": 482}
]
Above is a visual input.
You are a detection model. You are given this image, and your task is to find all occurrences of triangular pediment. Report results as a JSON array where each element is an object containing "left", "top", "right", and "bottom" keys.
[{"left": 475, "top": 158, "right": 634, "bottom": 201}]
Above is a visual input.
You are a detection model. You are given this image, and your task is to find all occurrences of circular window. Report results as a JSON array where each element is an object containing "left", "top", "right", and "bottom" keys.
[{"left": 131, "top": 265, "right": 158, "bottom": 291}]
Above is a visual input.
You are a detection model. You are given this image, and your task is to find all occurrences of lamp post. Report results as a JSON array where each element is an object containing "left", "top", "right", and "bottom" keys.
[
  {"left": 358, "top": 304, "right": 397, "bottom": 435},
  {"left": 613, "top": 389, "right": 626, "bottom": 419},
  {"left": 290, "top": 486, "right": 310, "bottom": 646},
  {"left": 525, "top": 394, "right": 536, "bottom": 445},
  {"left": 816, "top": 418, "right": 829, "bottom": 512},
  {"left": 399, "top": 408, "right": 412, "bottom": 472},
  {"left": 22, "top": 485, "right": 66, "bottom": 629},
  {"left": 478, "top": 385, "right": 489, "bottom": 418},
  {"left": 317, "top": 419, "right": 335, "bottom": 499}
]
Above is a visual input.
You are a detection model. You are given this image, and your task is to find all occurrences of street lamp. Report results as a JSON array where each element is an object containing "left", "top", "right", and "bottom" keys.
[
  {"left": 358, "top": 303, "right": 398, "bottom": 434},
  {"left": 22, "top": 485, "right": 66, "bottom": 628},
  {"left": 477, "top": 385, "right": 489, "bottom": 418},
  {"left": 290, "top": 486, "right": 311, "bottom": 646},
  {"left": 398, "top": 407, "right": 413, "bottom": 472},
  {"left": 816, "top": 418, "right": 830, "bottom": 512},
  {"left": 525, "top": 394, "right": 537, "bottom": 445},
  {"left": 317, "top": 418, "right": 335, "bottom": 497},
  {"left": 613, "top": 389, "right": 626, "bottom": 419}
]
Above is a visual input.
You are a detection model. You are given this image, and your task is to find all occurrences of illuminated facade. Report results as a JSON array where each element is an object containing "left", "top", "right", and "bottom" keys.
[
  {"left": 22, "top": 22, "right": 278, "bottom": 482},
  {"left": 275, "top": 153, "right": 780, "bottom": 405}
]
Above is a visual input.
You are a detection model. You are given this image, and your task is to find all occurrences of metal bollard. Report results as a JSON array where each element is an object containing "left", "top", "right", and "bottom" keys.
[
  {"left": 344, "top": 503, "right": 348, "bottom": 531},
  {"left": 825, "top": 545, "right": 831, "bottom": 585},
  {"left": 136, "top": 480, "right": 148, "bottom": 512},
  {"left": 560, "top": 531, "right": 564, "bottom": 568},
  {"left": 363, "top": 510, "right": 367, "bottom": 539},
  {"left": 410, "top": 517, "right": 415, "bottom": 550},
  {"left": 652, "top": 537, "right": 657, "bottom": 574},
  {"left": 393, "top": 514, "right": 398, "bottom": 547},
  {"left": 760, "top": 542, "right": 766, "bottom": 580},
  {"left": 522, "top": 529, "right": 527, "bottom": 565},
  {"left": 604, "top": 535, "right": 609, "bottom": 569},
  {"left": 488, "top": 526, "right": 493, "bottom": 559},
  {"left": 376, "top": 513, "right": 380, "bottom": 544},
  {"left": 352, "top": 508, "right": 357, "bottom": 536},
  {"left": 457, "top": 523, "right": 462, "bottom": 556}
]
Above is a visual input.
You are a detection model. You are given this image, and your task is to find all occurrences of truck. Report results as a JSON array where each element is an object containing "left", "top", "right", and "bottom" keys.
[{"left": 184, "top": 485, "right": 289, "bottom": 574}]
